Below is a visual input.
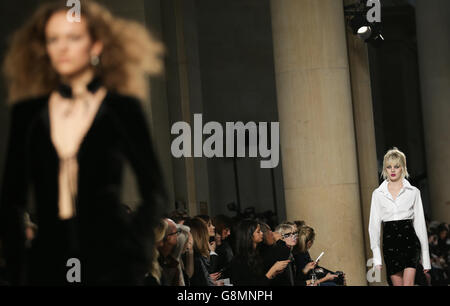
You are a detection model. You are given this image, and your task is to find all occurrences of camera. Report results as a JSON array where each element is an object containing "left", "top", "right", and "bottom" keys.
[{"left": 332, "top": 271, "right": 345, "bottom": 286}]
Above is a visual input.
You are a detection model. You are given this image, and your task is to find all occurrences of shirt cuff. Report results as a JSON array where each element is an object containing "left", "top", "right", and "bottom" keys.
[
  {"left": 421, "top": 249, "right": 431, "bottom": 270},
  {"left": 372, "top": 247, "right": 382, "bottom": 266},
  {"left": 210, "top": 251, "right": 218, "bottom": 256}
]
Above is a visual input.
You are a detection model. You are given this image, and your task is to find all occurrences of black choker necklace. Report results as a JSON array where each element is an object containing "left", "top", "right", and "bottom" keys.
[{"left": 57, "top": 76, "right": 102, "bottom": 99}]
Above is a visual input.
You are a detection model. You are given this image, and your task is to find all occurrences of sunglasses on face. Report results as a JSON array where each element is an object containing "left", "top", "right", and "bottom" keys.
[
  {"left": 282, "top": 232, "right": 298, "bottom": 239},
  {"left": 166, "top": 229, "right": 181, "bottom": 237}
]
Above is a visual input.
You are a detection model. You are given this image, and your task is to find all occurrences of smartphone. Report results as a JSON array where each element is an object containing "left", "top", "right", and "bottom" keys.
[
  {"left": 209, "top": 236, "right": 215, "bottom": 243},
  {"left": 315, "top": 251, "right": 324, "bottom": 263}
]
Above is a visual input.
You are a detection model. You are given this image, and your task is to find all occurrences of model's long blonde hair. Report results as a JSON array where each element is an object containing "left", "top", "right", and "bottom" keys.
[{"left": 3, "top": 0, "right": 164, "bottom": 103}]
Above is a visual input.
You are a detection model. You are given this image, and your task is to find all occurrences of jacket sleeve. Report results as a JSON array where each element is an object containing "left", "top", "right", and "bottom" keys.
[
  {"left": 0, "top": 103, "right": 31, "bottom": 285},
  {"left": 412, "top": 188, "right": 431, "bottom": 270},
  {"left": 368, "top": 191, "right": 383, "bottom": 266},
  {"left": 118, "top": 97, "right": 167, "bottom": 253}
]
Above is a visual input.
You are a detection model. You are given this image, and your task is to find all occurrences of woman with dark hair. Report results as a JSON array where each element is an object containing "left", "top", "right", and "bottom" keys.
[
  {"left": 0, "top": 1, "right": 166, "bottom": 285},
  {"left": 212, "top": 214, "right": 234, "bottom": 274},
  {"left": 230, "top": 219, "right": 289, "bottom": 286}
]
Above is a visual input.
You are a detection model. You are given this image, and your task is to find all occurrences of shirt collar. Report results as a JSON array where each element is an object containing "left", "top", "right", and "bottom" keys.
[{"left": 377, "top": 178, "right": 414, "bottom": 195}]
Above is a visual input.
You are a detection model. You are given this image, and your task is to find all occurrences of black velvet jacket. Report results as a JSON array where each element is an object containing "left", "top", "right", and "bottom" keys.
[{"left": 0, "top": 91, "right": 167, "bottom": 285}]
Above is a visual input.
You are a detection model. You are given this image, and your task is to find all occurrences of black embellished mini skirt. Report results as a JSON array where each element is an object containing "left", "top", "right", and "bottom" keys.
[{"left": 382, "top": 219, "right": 421, "bottom": 276}]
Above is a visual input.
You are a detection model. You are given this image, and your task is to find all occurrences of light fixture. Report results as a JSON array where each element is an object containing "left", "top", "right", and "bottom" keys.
[{"left": 345, "top": 0, "right": 384, "bottom": 47}]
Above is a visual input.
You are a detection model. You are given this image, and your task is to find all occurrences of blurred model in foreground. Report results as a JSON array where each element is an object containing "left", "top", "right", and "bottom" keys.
[
  {"left": 0, "top": 0, "right": 166, "bottom": 285},
  {"left": 369, "top": 148, "right": 430, "bottom": 286}
]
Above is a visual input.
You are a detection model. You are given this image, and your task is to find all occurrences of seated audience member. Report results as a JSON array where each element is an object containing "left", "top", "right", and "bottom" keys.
[
  {"left": 145, "top": 219, "right": 167, "bottom": 286},
  {"left": 196, "top": 215, "right": 220, "bottom": 275},
  {"left": 230, "top": 219, "right": 290, "bottom": 286},
  {"left": 259, "top": 222, "right": 276, "bottom": 254},
  {"left": 181, "top": 230, "right": 194, "bottom": 286},
  {"left": 428, "top": 223, "right": 449, "bottom": 285},
  {"left": 172, "top": 223, "right": 193, "bottom": 286},
  {"left": 213, "top": 215, "right": 234, "bottom": 275},
  {"left": 158, "top": 218, "right": 182, "bottom": 286},
  {"left": 183, "top": 218, "right": 215, "bottom": 286},
  {"left": 436, "top": 224, "right": 449, "bottom": 261},
  {"left": 295, "top": 226, "right": 346, "bottom": 286},
  {"left": 263, "top": 224, "right": 302, "bottom": 286}
]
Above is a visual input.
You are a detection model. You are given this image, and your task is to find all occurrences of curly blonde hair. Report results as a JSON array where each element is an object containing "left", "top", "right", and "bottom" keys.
[{"left": 2, "top": 0, "right": 164, "bottom": 103}]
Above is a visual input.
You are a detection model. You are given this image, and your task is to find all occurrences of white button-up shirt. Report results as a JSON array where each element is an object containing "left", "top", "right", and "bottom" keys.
[{"left": 368, "top": 179, "right": 431, "bottom": 270}]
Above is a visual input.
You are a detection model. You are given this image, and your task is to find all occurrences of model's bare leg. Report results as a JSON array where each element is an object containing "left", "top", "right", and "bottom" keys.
[
  {"left": 390, "top": 271, "right": 404, "bottom": 286},
  {"left": 402, "top": 268, "right": 416, "bottom": 286}
]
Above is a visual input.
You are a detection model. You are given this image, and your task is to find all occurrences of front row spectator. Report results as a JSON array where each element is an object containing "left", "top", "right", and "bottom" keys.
[
  {"left": 183, "top": 218, "right": 215, "bottom": 286},
  {"left": 157, "top": 218, "right": 182, "bottom": 286},
  {"left": 263, "top": 224, "right": 299, "bottom": 286},
  {"left": 173, "top": 224, "right": 193, "bottom": 286},
  {"left": 294, "top": 225, "right": 346, "bottom": 286},
  {"left": 213, "top": 215, "right": 234, "bottom": 275},
  {"left": 145, "top": 219, "right": 167, "bottom": 285},
  {"left": 230, "top": 219, "right": 290, "bottom": 286},
  {"left": 196, "top": 215, "right": 220, "bottom": 275}
]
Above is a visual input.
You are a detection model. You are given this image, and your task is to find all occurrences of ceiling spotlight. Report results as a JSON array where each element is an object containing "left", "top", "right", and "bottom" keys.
[
  {"left": 345, "top": 1, "right": 384, "bottom": 47},
  {"left": 357, "top": 25, "right": 372, "bottom": 40},
  {"left": 350, "top": 13, "right": 368, "bottom": 35}
]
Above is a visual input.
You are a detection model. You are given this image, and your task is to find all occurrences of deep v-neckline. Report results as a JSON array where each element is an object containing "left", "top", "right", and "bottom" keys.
[
  {"left": 388, "top": 182, "right": 403, "bottom": 201},
  {"left": 46, "top": 90, "right": 109, "bottom": 159}
]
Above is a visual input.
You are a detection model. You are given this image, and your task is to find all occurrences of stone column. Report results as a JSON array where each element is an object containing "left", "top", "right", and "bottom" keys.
[
  {"left": 270, "top": 0, "right": 367, "bottom": 285},
  {"left": 416, "top": 0, "right": 450, "bottom": 223},
  {"left": 346, "top": 21, "right": 388, "bottom": 286}
]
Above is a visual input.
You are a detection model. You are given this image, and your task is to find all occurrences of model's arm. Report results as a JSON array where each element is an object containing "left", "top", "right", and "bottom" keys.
[
  {"left": 119, "top": 97, "right": 167, "bottom": 248},
  {"left": 412, "top": 188, "right": 431, "bottom": 270},
  {"left": 368, "top": 191, "right": 382, "bottom": 267},
  {"left": 0, "top": 103, "right": 30, "bottom": 285}
]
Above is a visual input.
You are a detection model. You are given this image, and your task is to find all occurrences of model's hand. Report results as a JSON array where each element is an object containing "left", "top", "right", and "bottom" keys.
[
  {"left": 423, "top": 269, "right": 430, "bottom": 274},
  {"left": 375, "top": 265, "right": 382, "bottom": 270}
]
